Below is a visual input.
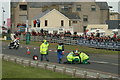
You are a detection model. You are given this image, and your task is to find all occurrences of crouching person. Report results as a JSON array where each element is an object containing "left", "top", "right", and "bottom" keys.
[
  {"left": 66, "top": 51, "right": 74, "bottom": 64},
  {"left": 79, "top": 51, "right": 89, "bottom": 64},
  {"left": 66, "top": 51, "right": 80, "bottom": 64}
]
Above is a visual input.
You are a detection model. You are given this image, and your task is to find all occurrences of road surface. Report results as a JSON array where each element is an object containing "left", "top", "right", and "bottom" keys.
[{"left": 2, "top": 42, "right": 119, "bottom": 76}]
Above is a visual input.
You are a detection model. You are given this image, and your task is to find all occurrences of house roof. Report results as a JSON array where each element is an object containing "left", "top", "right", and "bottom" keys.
[
  {"left": 61, "top": 12, "right": 80, "bottom": 19},
  {"left": 32, "top": 9, "right": 80, "bottom": 20},
  {"left": 96, "top": 2, "right": 109, "bottom": 10},
  {"left": 32, "top": 9, "right": 51, "bottom": 20},
  {"left": 11, "top": 2, "right": 73, "bottom": 8},
  {"left": 106, "top": 20, "right": 120, "bottom": 29},
  {"left": 28, "top": 2, "right": 73, "bottom": 8}
]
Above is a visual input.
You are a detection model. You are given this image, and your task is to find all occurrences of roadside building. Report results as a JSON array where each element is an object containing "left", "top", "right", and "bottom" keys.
[
  {"left": 31, "top": 9, "right": 81, "bottom": 34},
  {"left": 11, "top": 2, "right": 110, "bottom": 33},
  {"left": 86, "top": 20, "right": 120, "bottom": 36},
  {"left": 109, "top": 12, "right": 120, "bottom": 20}
]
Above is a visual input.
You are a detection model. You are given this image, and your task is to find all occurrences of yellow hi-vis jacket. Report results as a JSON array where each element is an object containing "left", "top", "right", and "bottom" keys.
[
  {"left": 40, "top": 43, "right": 49, "bottom": 54},
  {"left": 79, "top": 52, "right": 89, "bottom": 62},
  {"left": 67, "top": 52, "right": 74, "bottom": 62},
  {"left": 57, "top": 45, "right": 63, "bottom": 50}
]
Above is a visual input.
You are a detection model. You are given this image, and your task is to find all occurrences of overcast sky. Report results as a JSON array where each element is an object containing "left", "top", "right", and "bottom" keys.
[{"left": 0, "top": 0, "right": 119, "bottom": 26}]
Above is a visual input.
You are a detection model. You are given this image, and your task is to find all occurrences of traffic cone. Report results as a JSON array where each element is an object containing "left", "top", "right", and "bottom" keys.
[{"left": 26, "top": 47, "right": 30, "bottom": 54}]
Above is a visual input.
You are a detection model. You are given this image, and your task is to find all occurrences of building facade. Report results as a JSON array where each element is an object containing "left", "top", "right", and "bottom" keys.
[{"left": 11, "top": 2, "right": 109, "bottom": 33}]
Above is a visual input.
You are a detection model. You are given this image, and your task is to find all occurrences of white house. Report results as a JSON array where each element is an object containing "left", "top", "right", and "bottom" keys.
[{"left": 31, "top": 9, "right": 81, "bottom": 34}]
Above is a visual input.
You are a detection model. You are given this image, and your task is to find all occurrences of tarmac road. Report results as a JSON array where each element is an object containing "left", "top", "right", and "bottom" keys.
[{"left": 2, "top": 42, "right": 119, "bottom": 76}]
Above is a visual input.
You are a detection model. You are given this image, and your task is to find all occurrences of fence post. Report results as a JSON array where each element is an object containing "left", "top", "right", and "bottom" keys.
[
  {"left": 83, "top": 71, "right": 87, "bottom": 78},
  {"left": 109, "top": 75, "right": 112, "bottom": 79},
  {"left": 28, "top": 60, "right": 31, "bottom": 66},
  {"left": 7, "top": 56, "right": 10, "bottom": 61},
  {"left": 44, "top": 63, "right": 48, "bottom": 70},
  {"left": 96, "top": 73, "right": 100, "bottom": 78},
  {"left": 52, "top": 65, "right": 56, "bottom": 72},
  {"left": 2, "top": 55, "right": 4, "bottom": 60},
  {"left": 21, "top": 60, "right": 24, "bottom": 64},
  {"left": 72, "top": 69, "right": 76, "bottom": 77},
  {"left": 62, "top": 67, "right": 66, "bottom": 74},
  {"left": 36, "top": 61, "right": 39, "bottom": 67},
  {"left": 14, "top": 57, "right": 17, "bottom": 63}
]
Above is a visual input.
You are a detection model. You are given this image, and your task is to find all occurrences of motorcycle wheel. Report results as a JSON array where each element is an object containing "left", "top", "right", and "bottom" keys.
[{"left": 16, "top": 46, "right": 19, "bottom": 49}]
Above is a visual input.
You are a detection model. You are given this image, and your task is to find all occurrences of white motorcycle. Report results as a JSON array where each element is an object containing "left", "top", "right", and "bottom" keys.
[{"left": 8, "top": 39, "right": 20, "bottom": 49}]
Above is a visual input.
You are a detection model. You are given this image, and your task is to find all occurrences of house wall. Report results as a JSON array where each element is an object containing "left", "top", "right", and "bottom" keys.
[
  {"left": 31, "top": 9, "right": 70, "bottom": 29},
  {"left": 28, "top": 8, "right": 42, "bottom": 26}
]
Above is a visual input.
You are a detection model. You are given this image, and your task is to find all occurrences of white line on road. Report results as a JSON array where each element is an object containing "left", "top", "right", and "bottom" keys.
[{"left": 89, "top": 60, "right": 119, "bottom": 66}]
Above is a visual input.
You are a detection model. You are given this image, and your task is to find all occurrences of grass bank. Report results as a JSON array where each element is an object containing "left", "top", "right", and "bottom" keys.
[
  {"left": 2, "top": 40, "right": 119, "bottom": 54},
  {"left": 2, "top": 60, "right": 73, "bottom": 78}
]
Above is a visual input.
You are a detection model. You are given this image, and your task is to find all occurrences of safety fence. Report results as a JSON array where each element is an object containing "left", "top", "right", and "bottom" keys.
[
  {"left": 20, "top": 36, "right": 120, "bottom": 51},
  {"left": 1, "top": 54, "right": 118, "bottom": 78}
]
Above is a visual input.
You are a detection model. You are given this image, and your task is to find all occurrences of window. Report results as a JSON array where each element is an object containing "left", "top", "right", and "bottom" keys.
[
  {"left": 69, "top": 20, "right": 71, "bottom": 26},
  {"left": 19, "top": 5, "right": 27, "bottom": 10},
  {"left": 45, "top": 20, "right": 48, "bottom": 26},
  {"left": 91, "top": 28, "right": 97, "bottom": 30},
  {"left": 61, "top": 20, "right": 64, "bottom": 26},
  {"left": 91, "top": 5, "right": 96, "bottom": 11},
  {"left": 76, "top": 5, "right": 81, "bottom": 11},
  {"left": 53, "top": 31, "right": 58, "bottom": 34},
  {"left": 72, "top": 21, "right": 77, "bottom": 24},
  {"left": 83, "top": 15, "right": 88, "bottom": 22},
  {"left": 83, "top": 26, "right": 87, "bottom": 32},
  {"left": 61, "top": 6, "right": 69, "bottom": 11}
]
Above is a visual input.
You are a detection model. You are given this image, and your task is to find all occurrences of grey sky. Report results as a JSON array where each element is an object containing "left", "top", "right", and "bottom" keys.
[{"left": 0, "top": 0, "right": 119, "bottom": 26}]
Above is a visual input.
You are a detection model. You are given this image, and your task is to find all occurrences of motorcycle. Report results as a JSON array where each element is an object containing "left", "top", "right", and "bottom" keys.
[{"left": 8, "top": 40, "right": 20, "bottom": 49}]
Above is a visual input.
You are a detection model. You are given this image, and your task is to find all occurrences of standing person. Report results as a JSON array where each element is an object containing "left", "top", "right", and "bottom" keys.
[
  {"left": 57, "top": 43, "right": 64, "bottom": 64},
  {"left": 26, "top": 32, "right": 31, "bottom": 44},
  {"left": 40, "top": 40, "right": 49, "bottom": 62}
]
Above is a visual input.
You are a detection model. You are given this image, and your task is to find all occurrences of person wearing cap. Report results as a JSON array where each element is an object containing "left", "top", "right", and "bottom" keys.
[
  {"left": 79, "top": 51, "right": 89, "bottom": 64},
  {"left": 40, "top": 40, "right": 49, "bottom": 62},
  {"left": 57, "top": 43, "right": 64, "bottom": 64}
]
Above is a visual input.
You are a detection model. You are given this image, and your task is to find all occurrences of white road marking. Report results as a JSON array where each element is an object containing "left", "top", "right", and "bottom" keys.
[
  {"left": 89, "top": 60, "right": 119, "bottom": 66},
  {"left": 111, "top": 63, "right": 119, "bottom": 66}
]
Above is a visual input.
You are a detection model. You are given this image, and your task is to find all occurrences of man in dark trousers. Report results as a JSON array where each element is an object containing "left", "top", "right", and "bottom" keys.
[{"left": 57, "top": 43, "right": 64, "bottom": 64}]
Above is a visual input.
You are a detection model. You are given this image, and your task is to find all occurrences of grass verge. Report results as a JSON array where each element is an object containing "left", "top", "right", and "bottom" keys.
[{"left": 2, "top": 60, "right": 73, "bottom": 78}]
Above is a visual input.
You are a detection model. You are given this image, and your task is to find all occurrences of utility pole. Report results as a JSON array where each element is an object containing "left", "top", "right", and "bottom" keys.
[{"left": 2, "top": 7, "right": 5, "bottom": 27}]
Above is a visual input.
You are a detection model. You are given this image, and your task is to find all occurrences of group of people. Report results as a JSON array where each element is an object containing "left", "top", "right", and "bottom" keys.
[
  {"left": 40, "top": 40, "right": 90, "bottom": 64},
  {"left": 29, "top": 30, "right": 120, "bottom": 42}
]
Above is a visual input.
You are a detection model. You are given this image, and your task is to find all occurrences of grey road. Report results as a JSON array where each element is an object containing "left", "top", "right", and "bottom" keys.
[{"left": 2, "top": 42, "right": 119, "bottom": 76}]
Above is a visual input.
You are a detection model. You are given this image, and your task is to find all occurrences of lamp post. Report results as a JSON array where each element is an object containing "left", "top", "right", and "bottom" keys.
[{"left": 2, "top": 7, "right": 5, "bottom": 27}]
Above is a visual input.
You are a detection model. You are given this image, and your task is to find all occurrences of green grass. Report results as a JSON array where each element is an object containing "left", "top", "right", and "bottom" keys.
[
  {"left": 2, "top": 40, "right": 119, "bottom": 54},
  {"left": 2, "top": 60, "right": 73, "bottom": 78}
]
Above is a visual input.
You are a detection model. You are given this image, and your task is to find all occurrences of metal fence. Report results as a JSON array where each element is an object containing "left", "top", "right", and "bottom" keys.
[{"left": 20, "top": 35, "right": 120, "bottom": 51}]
